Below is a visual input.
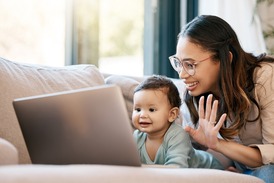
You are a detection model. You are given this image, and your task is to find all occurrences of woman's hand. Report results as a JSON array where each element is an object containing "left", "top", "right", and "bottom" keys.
[
  {"left": 185, "top": 94, "right": 263, "bottom": 167},
  {"left": 184, "top": 94, "right": 227, "bottom": 150}
]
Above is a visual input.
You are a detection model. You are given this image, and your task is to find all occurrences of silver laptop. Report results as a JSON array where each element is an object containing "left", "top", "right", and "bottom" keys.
[{"left": 13, "top": 84, "right": 141, "bottom": 166}]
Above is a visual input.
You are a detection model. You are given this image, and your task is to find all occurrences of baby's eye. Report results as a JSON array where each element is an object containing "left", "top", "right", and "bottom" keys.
[
  {"left": 135, "top": 108, "right": 141, "bottom": 112},
  {"left": 149, "top": 108, "right": 156, "bottom": 112}
]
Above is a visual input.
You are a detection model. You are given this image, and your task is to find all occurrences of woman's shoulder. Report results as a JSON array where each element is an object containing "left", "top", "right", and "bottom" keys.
[
  {"left": 254, "top": 62, "right": 274, "bottom": 81},
  {"left": 253, "top": 62, "right": 274, "bottom": 98}
]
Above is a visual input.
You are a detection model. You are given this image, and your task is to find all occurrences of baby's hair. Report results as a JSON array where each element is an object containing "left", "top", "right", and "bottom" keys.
[{"left": 134, "top": 75, "right": 181, "bottom": 108}]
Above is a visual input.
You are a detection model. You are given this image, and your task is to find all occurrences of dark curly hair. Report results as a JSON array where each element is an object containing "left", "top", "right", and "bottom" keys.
[{"left": 134, "top": 75, "right": 181, "bottom": 108}]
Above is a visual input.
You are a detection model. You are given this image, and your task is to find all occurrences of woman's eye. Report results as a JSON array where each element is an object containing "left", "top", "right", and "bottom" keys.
[{"left": 184, "top": 62, "right": 194, "bottom": 69}]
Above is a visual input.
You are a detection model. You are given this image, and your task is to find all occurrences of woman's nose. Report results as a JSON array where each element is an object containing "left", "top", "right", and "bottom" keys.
[{"left": 178, "top": 68, "right": 189, "bottom": 79}]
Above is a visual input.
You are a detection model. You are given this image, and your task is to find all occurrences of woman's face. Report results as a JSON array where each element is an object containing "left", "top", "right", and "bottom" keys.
[{"left": 175, "top": 37, "right": 220, "bottom": 96}]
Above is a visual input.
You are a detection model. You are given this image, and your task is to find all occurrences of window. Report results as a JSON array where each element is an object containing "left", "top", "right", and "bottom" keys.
[
  {"left": 1, "top": 1, "right": 193, "bottom": 77},
  {"left": 69, "top": 0, "right": 144, "bottom": 76},
  {"left": 0, "top": 0, "right": 144, "bottom": 76},
  {"left": 0, "top": 0, "right": 65, "bottom": 66}
]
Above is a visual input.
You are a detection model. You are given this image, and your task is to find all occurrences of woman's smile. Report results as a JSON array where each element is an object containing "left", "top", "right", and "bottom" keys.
[{"left": 185, "top": 81, "right": 199, "bottom": 91}]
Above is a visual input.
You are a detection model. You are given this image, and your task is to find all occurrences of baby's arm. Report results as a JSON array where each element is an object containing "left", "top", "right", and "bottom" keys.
[{"left": 164, "top": 124, "right": 193, "bottom": 168}]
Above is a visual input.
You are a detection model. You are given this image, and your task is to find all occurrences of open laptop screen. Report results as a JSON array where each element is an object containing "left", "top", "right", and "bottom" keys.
[{"left": 13, "top": 85, "right": 141, "bottom": 166}]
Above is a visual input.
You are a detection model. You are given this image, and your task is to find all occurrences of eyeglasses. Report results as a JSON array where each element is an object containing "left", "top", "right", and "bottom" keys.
[{"left": 169, "top": 55, "right": 212, "bottom": 76}]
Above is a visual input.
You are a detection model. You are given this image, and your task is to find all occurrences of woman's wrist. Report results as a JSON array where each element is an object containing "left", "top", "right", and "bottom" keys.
[{"left": 210, "top": 138, "right": 224, "bottom": 152}]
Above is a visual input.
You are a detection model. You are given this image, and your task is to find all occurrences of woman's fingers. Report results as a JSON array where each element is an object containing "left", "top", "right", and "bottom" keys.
[
  {"left": 184, "top": 125, "right": 192, "bottom": 134},
  {"left": 198, "top": 96, "right": 205, "bottom": 119},
  {"left": 196, "top": 94, "right": 227, "bottom": 148},
  {"left": 184, "top": 126, "right": 197, "bottom": 139},
  {"left": 199, "top": 94, "right": 217, "bottom": 123},
  {"left": 184, "top": 125, "right": 206, "bottom": 146},
  {"left": 215, "top": 113, "right": 227, "bottom": 130},
  {"left": 198, "top": 94, "right": 226, "bottom": 129},
  {"left": 205, "top": 94, "right": 213, "bottom": 121},
  {"left": 209, "top": 99, "right": 218, "bottom": 125}
]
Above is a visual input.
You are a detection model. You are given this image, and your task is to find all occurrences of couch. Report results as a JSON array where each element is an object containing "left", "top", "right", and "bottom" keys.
[{"left": 0, "top": 57, "right": 264, "bottom": 183}]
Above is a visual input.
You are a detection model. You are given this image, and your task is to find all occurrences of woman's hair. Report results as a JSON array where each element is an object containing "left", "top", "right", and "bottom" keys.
[
  {"left": 179, "top": 15, "right": 274, "bottom": 139},
  {"left": 134, "top": 75, "right": 181, "bottom": 108}
]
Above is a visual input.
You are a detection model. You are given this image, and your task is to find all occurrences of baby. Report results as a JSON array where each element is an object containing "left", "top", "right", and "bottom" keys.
[{"left": 132, "top": 75, "right": 223, "bottom": 169}]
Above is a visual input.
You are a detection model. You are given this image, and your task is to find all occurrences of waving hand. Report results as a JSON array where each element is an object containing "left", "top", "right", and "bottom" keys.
[{"left": 184, "top": 94, "right": 227, "bottom": 150}]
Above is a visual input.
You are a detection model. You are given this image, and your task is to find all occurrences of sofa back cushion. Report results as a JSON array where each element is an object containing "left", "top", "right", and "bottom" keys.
[{"left": 0, "top": 57, "right": 105, "bottom": 164}]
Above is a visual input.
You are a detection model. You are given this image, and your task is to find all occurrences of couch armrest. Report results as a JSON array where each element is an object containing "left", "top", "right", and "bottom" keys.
[{"left": 0, "top": 138, "right": 18, "bottom": 165}]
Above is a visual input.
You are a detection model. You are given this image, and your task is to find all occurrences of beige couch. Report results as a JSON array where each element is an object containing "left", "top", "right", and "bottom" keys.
[{"left": 0, "top": 57, "right": 264, "bottom": 183}]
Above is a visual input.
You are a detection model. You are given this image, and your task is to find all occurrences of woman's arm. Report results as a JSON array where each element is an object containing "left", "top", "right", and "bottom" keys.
[
  {"left": 184, "top": 95, "right": 263, "bottom": 168},
  {"left": 215, "top": 139, "right": 263, "bottom": 168}
]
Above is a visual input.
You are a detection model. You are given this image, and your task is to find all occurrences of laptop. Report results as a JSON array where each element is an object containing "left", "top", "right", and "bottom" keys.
[{"left": 13, "top": 84, "right": 141, "bottom": 166}]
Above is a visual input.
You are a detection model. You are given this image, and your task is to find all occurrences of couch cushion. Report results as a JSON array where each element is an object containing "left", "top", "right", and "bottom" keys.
[
  {"left": 0, "top": 57, "right": 105, "bottom": 164},
  {"left": 0, "top": 164, "right": 264, "bottom": 183},
  {"left": 105, "top": 75, "right": 140, "bottom": 121}
]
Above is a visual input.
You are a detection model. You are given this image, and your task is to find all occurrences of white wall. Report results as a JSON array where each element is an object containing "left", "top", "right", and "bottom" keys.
[{"left": 198, "top": 0, "right": 266, "bottom": 55}]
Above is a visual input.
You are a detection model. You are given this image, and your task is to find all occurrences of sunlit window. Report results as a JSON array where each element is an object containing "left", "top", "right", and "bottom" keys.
[
  {"left": 0, "top": 0, "right": 144, "bottom": 77},
  {"left": 98, "top": 0, "right": 144, "bottom": 76},
  {"left": 0, "top": 0, "right": 65, "bottom": 66},
  {"left": 72, "top": 0, "right": 144, "bottom": 76}
]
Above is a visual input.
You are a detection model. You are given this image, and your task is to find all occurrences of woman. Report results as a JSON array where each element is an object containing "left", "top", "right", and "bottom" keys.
[{"left": 169, "top": 15, "right": 274, "bottom": 183}]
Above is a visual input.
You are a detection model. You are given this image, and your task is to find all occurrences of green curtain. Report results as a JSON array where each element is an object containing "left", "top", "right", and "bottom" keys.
[{"left": 146, "top": 0, "right": 198, "bottom": 78}]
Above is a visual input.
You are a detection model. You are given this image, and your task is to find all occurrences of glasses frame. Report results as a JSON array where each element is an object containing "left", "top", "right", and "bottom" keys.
[{"left": 169, "top": 55, "right": 212, "bottom": 76}]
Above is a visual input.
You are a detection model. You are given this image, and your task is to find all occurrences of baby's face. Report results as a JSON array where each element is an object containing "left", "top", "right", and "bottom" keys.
[{"left": 132, "top": 89, "right": 172, "bottom": 136}]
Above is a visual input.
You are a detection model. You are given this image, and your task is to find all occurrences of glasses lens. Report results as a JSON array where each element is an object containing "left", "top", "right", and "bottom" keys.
[
  {"left": 169, "top": 57, "right": 195, "bottom": 75},
  {"left": 182, "top": 61, "right": 195, "bottom": 75},
  {"left": 174, "top": 59, "right": 181, "bottom": 71},
  {"left": 169, "top": 57, "right": 180, "bottom": 72}
]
